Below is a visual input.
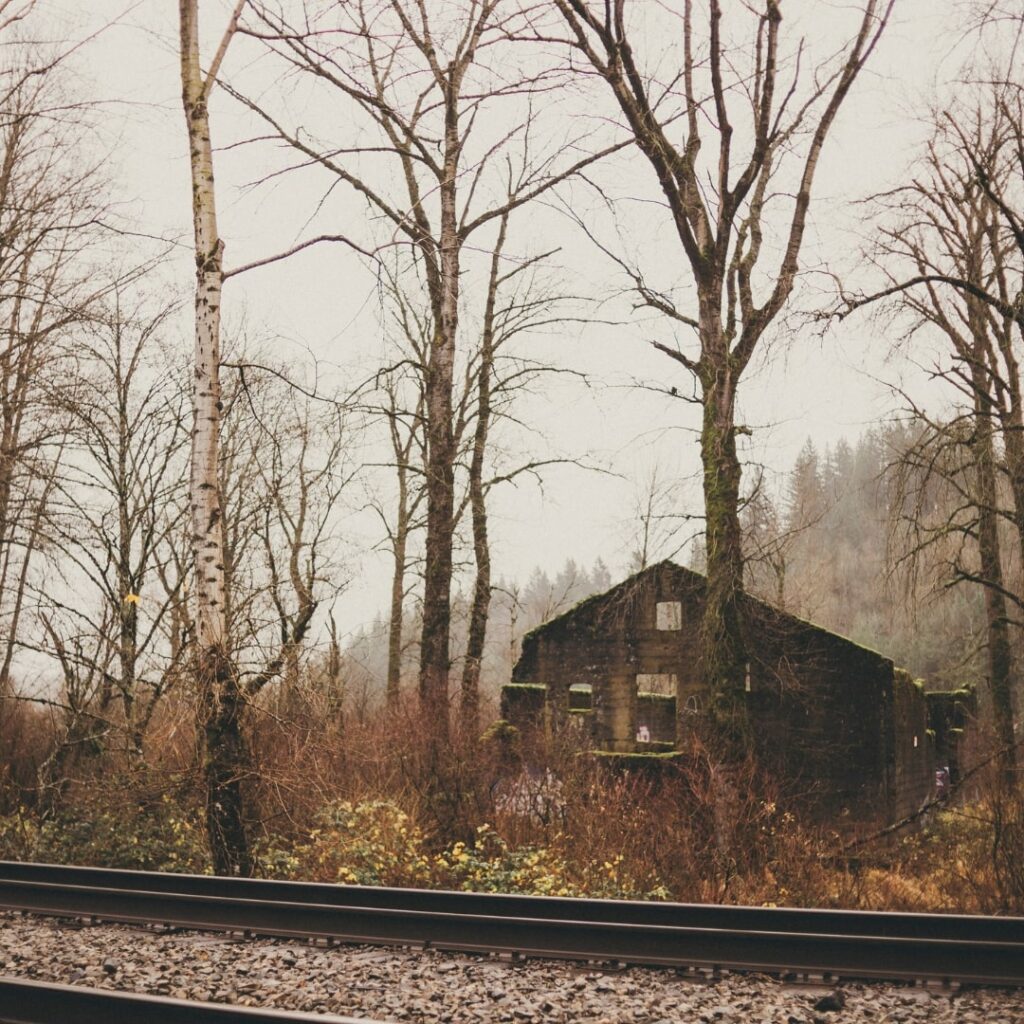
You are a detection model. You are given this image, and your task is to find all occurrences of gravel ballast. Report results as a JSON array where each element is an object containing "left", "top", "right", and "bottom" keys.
[{"left": 1, "top": 911, "right": 1023, "bottom": 1023}]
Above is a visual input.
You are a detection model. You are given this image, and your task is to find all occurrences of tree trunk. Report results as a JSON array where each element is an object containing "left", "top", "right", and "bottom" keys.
[
  {"left": 987, "top": 314, "right": 1024, "bottom": 615},
  {"left": 200, "top": 646, "right": 252, "bottom": 877},
  {"left": 0, "top": 271, "right": 41, "bottom": 697},
  {"left": 327, "top": 613, "right": 344, "bottom": 723},
  {"left": 116, "top": 397, "right": 141, "bottom": 760},
  {"left": 459, "top": 216, "right": 504, "bottom": 735},
  {"left": 459, "top": 352, "right": 491, "bottom": 734},
  {"left": 460, "top": 444, "right": 490, "bottom": 734},
  {"left": 0, "top": 466, "right": 50, "bottom": 693},
  {"left": 386, "top": 472, "right": 409, "bottom": 708},
  {"left": 419, "top": 321, "right": 456, "bottom": 744},
  {"left": 179, "top": 0, "right": 251, "bottom": 875},
  {"left": 417, "top": 91, "right": 460, "bottom": 746},
  {"left": 119, "top": 594, "right": 139, "bottom": 757},
  {"left": 384, "top": 373, "right": 424, "bottom": 709},
  {"left": 998, "top": 397, "right": 1024, "bottom": 586},
  {"left": 698, "top": 350, "right": 750, "bottom": 750},
  {"left": 970, "top": 354, "right": 1017, "bottom": 784}
]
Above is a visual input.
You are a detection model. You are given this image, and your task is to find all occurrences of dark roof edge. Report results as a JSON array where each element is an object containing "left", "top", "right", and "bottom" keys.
[{"left": 521, "top": 559, "right": 893, "bottom": 667}]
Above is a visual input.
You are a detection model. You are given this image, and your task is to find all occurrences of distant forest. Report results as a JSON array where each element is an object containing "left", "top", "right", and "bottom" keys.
[{"left": 740, "top": 429, "right": 987, "bottom": 692}]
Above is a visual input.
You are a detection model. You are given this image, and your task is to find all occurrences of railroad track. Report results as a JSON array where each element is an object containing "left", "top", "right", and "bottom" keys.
[
  {"left": 0, "top": 861, "right": 1022, "bottom": 988},
  {"left": 0, "top": 976, "right": 387, "bottom": 1024}
]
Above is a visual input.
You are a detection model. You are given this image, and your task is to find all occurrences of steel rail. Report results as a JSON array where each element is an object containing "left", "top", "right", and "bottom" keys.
[
  {"left": 2, "top": 860, "right": 1020, "bottom": 944},
  {"left": 0, "top": 862, "right": 1021, "bottom": 986},
  {"left": 0, "top": 976, "right": 387, "bottom": 1024}
]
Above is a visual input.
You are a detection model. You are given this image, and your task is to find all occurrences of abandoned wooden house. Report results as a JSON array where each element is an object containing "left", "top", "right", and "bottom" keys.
[{"left": 505, "top": 561, "right": 974, "bottom": 820}]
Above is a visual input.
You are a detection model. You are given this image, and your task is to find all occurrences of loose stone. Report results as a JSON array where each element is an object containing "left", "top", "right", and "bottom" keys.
[{"left": 0, "top": 912, "right": 1022, "bottom": 1023}]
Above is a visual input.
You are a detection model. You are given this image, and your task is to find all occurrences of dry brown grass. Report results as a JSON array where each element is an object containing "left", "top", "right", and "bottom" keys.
[{"left": 3, "top": 688, "right": 1022, "bottom": 914}]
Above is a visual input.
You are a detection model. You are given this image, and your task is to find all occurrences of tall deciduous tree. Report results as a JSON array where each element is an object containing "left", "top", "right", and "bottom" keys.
[
  {"left": 367, "top": 226, "right": 578, "bottom": 731},
  {"left": 380, "top": 369, "right": 425, "bottom": 710},
  {"left": 0, "top": 23, "right": 109, "bottom": 733},
  {"left": 241, "top": 0, "right": 622, "bottom": 746},
  {"left": 178, "top": 0, "right": 249, "bottom": 875},
  {"left": 364, "top": 265, "right": 430, "bottom": 710},
  {"left": 457, "top": 212, "right": 573, "bottom": 729},
  {"left": 861, "top": 93, "right": 1022, "bottom": 781},
  {"left": 37, "top": 299, "right": 189, "bottom": 770},
  {"left": 551, "top": 0, "right": 892, "bottom": 746}
]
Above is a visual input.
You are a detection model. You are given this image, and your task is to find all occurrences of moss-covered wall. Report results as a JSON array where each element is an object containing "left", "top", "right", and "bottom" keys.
[
  {"left": 741, "top": 615, "right": 894, "bottom": 815},
  {"left": 927, "top": 686, "right": 977, "bottom": 782},
  {"left": 514, "top": 565, "right": 704, "bottom": 753},
  {"left": 500, "top": 683, "right": 548, "bottom": 732},
  {"left": 888, "top": 670, "right": 933, "bottom": 819},
  {"left": 511, "top": 560, "right": 940, "bottom": 820},
  {"left": 590, "top": 749, "right": 684, "bottom": 782}
]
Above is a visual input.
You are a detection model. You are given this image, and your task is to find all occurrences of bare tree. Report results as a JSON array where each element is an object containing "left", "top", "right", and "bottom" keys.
[
  {"left": 0, "top": 28, "right": 110, "bottom": 754},
  {"left": 741, "top": 474, "right": 788, "bottom": 610},
  {"left": 546, "top": 0, "right": 892, "bottom": 746},
  {"left": 243, "top": 376, "right": 353, "bottom": 705},
  {"left": 365, "top": 216, "right": 578, "bottom": 730},
  {"left": 860, "top": 94, "right": 1022, "bottom": 780},
  {"left": 178, "top": 0, "right": 250, "bottom": 874},
  {"left": 363, "top": 270, "right": 430, "bottom": 710},
  {"left": 622, "top": 461, "right": 696, "bottom": 575},
  {"left": 457, "top": 211, "right": 582, "bottom": 729},
  {"left": 459, "top": 219, "right": 507, "bottom": 731},
  {"left": 237, "top": 0, "right": 623, "bottom": 746},
  {"left": 187, "top": 357, "right": 356, "bottom": 856},
  {"left": 34, "top": 298, "right": 190, "bottom": 768},
  {"left": 381, "top": 370, "right": 425, "bottom": 709}
]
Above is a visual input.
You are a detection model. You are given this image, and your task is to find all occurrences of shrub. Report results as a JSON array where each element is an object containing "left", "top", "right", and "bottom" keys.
[
  {"left": 877, "top": 791, "right": 1024, "bottom": 914},
  {"left": 437, "top": 824, "right": 669, "bottom": 899},
  {"left": 0, "top": 793, "right": 208, "bottom": 873},
  {"left": 259, "top": 800, "right": 670, "bottom": 899},
  {"left": 264, "top": 800, "right": 433, "bottom": 887}
]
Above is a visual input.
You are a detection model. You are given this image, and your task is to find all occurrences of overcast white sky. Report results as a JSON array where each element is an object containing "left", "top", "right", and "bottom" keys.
[{"left": 37, "top": 0, "right": 980, "bottom": 640}]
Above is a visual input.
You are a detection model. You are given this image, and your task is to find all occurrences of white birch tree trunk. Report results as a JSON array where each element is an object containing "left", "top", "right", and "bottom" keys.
[
  {"left": 178, "top": 0, "right": 251, "bottom": 876},
  {"left": 180, "top": 0, "right": 227, "bottom": 653}
]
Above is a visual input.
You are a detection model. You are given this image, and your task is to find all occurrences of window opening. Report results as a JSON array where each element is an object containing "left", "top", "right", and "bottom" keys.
[
  {"left": 636, "top": 672, "right": 676, "bottom": 695},
  {"left": 656, "top": 601, "right": 682, "bottom": 630}
]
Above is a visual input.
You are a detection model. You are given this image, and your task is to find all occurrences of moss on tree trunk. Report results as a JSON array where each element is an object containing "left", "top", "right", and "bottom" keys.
[
  {"left": 698, "top": 364, "right": 751, "bottom": 752},
  {"left": 200, "top": 645, "right": 252, "bottom": 877}
]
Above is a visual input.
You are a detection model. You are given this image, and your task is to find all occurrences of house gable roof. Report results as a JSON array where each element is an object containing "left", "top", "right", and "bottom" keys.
[{"left": 521, "top": 560, "right": 893, "bottom": 671}]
